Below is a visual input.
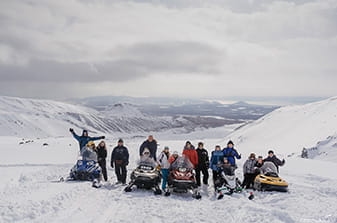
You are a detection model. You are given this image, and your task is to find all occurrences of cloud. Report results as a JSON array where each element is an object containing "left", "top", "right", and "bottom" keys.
[
  {"left": 0, "top": 0, "right": 337, "bottom": 99},
  {"left": 0, "top": 41, "right": 224, "bottom": 82}
]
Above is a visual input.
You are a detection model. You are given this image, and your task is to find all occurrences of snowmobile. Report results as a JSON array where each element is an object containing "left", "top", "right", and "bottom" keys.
[
  {"left": 214, "top": 164, "right": 242, "bottom": 199},
  {"left": 66, "top": 145, "right": 102, "bottom": 188},
  {"left": 166, "top": 156, "right": 201, "bottom": 199},
  {"left": 254, "top": 161, "right": 288, "bottom": 192},
  {"left": 124, "top": 156, "right": 162, "bottom": 195}
]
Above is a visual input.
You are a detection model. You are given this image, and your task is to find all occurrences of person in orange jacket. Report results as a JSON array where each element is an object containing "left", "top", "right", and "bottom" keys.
[{"left": 182, "top": 141, "right": 198, "bottom": 168}]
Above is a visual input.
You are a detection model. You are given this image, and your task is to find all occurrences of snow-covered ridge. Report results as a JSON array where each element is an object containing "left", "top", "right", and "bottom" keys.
[
  {"left": 227, "top": 96, "right": 337, "bottom": 157},
  {"left": 0, "top": 96, "right": 186, "bottom": 137},
  {"left": 0, "top": 96, "right": 236, "bottom": 138}
]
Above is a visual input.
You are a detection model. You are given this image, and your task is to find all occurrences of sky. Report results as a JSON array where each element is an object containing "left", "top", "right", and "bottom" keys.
[{"left": 0, "top": 0, "right": 337, "bottom": 101}]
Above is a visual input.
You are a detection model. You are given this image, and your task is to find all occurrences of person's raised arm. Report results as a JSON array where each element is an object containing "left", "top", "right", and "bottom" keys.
[
  {"left": 69, "top": 128, "right": 80, "bottom": 141},
  {"left": 90, "top": 135, "right": 105, "bottom": 141}
]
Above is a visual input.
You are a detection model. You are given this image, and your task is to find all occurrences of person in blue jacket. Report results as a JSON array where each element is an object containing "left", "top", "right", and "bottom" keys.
[
  {"left": 69, "top": 128, "right": 105, "bottom": 151},
  {"left": 210, "top": 145, "right": 224, "bottom": 189},
  {"left": 222, "top": 140, "right": 241, "bottom": 167}
]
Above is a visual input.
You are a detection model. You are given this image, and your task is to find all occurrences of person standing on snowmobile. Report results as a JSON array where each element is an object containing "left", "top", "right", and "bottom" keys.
[
  {"left": 139, "top": 135, "right": 158, "bottom": 161},
  {"left": 96, "top": 141, "right": 108, "bottom": 181},
  {"left": 263, "top": 150, "right": 285, "bottom": 172},
  {"left": 111, "top": 139, "right": 129, "bottom": 184},
  {"left": 69, "top": 128, "right": 105, "bottom": 151},
  {"left": 242, "top": 153, "right": 257, "bottom": 189},
  {"left": 195, "top": 142, "right": 209, "bottom": 186},
  {"left": 222, "top": 140, "right": 241, "bottom": 167},
  {"left": 157, "top": 146, "right": 170, "bottom": 191},
  {"left": 182, "top": 141, "right": 198, "bottom": 169},
  {"left": 210, "top": 145, "right": 224, "bottom": 189}
]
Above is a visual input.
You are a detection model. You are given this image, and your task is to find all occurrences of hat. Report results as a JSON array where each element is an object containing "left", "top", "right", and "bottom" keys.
[
  {"left": 164, "top": 146, "right": 169, "bottom": 150},
  {"left": 227, "top": 140, "right": 234, "bottom": 145},
  {"left": 87, "top": 141, "right": 95, "bottom": 147},
  {"left": 118, "top": 139, "right": 123, "bottom": 143},
  {"left": 82, "top": 130, "right": 88, "bottom": 135},
  {"left": 268, "top": 150, "right": 274, "bottom": 154},
  {"left": 173, "top": 151, "right": 179, "bottom": 155},
  {"left": 186, "top": 141, "right": 191, "bottom": 145},
  {"left": 198, "top": 142, "right": 204, "bottom": 146},
  {"left": 258, "top": 155, "right": 263, "bottom": 159}
]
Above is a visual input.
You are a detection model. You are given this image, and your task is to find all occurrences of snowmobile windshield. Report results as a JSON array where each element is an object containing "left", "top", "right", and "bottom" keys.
[
  {"left": 80, "top": 147, "right": 98, "bottom": 161},
  {"left": 171, "top": 156, "right": 194, "bottom": 170},
  {"left": 138, "top": 156, "right": 157, "bottom": 168},
  {"left": 261, "top": 162, "right": 278, "bottom": 174},
  {"left": 221, "top": 166, "right": 235, "bottom": 176}
]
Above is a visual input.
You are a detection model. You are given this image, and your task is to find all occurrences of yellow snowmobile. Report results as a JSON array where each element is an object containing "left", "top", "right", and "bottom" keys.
[{"left": 254, "top": 162, "right": 288, "bottom": 192}]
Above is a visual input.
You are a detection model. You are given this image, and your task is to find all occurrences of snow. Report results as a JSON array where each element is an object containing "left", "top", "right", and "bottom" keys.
[
  {"left": 1, "top": 96, "right": 337, "bottom": 222},
  {"left": 227, "top": 96, "right": 337, "bottom": 157},
  {"left": 302, "top": 134, "right": 337, "bottom": 162},
  {"left": 1, "top": 135, "right": 337, "bottom": 223}
]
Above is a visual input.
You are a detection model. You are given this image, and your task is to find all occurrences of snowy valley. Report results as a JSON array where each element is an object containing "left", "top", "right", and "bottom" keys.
[{"left": 0, "top": 96, "right": 337, "bottom": 223}]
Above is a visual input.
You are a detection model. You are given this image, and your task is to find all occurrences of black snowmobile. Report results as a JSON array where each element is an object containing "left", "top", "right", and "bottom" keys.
[{"left": 124, "top": 156, "right": 162, "bottom": 195}]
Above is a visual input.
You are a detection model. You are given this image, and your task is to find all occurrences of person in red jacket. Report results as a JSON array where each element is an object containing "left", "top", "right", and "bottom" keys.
[{"left": 182, "top": 141, "right": 198, "bottom": 168}]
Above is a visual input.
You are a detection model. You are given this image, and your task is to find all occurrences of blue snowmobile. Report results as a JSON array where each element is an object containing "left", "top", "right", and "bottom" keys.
[{"left": 63, "top": 141, "right": 102, "bottom": 188}]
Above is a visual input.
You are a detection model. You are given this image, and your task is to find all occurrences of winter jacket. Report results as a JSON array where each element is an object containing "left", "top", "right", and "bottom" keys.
[
  {"left": 111, "top": 146, "right": 129, "bottom": 167},
  {"left": 157, "top": 151, "right": 170, "bottom": 169},
  {"left": 71, "top": 132, "right": 104, "bottom": 151},
  {"left": 168, "top": 155, "right": 178, "bottom": 164},
  {"left": 96, "top": 145, "right": 107, "bottom": 162},
  {"left": 243, "top": 159, "right": 257, "bottom": 174},
  {"left": 139, "top": 140, "right": 158, "bottom": 161},
  {"left": 210, "top": 150, "right": 224, "bottom": 171},
  {"left": 196, "top": 148, "right": 209, "bottom": 169},
  {"left": 222, "top": 147, "right": 241, "bottom": 166},
  {"left": 263, "top": 155, "right": 285, "bottom": 171},
  {"left": 183, "top": 146, "right": 198, "bottom": 168}
]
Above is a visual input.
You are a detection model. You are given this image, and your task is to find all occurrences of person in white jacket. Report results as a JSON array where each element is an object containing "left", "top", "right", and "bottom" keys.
[{"left": 157, "top": 146, "right": 170, "bottom": 191}]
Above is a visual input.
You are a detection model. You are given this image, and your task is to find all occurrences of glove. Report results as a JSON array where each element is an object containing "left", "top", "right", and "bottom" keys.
[
  {"left": 125, "top": 161, "right": 129, "bottom": 166},
  {"left": 69, "top": 128, "right": 74, "bottom": 133},
  {"left": 101, "top": 136, "right": 105, "bottom": 139},
  {"left": 282, "top": 159, "right": 285, "bottom": 165}
]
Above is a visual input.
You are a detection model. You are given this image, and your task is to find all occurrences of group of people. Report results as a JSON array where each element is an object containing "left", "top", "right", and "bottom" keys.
[{"left": 70, "top": 128, "right": 285, "bottom": 190}]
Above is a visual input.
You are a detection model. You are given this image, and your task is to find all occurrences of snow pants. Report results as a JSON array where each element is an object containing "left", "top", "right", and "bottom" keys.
[{"left": 161, "top": 168, "right": 169, "bottom": 190}]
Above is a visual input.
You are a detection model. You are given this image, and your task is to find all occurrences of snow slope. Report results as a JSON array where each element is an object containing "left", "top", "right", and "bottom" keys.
[
  {"left": 0, "top": 96, "right": 223, "bottom": 137},
  {"left": 226, "top": 97, "right": 337, "bottom": 158},
  {"left": 0, "top": 136, "right": 337, "bottom": 223}
]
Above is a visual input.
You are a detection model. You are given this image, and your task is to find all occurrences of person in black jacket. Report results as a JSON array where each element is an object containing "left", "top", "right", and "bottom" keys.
[
  {"left": 96, "top": 141, "right": 108, "bottom": 181},
  {"left": 111, "top": 139, "right": 129, "bottom": 184},
  {"left": 195, "top": 142, "right": 209, "bottom": 186},
  {"left": 263, "top": 150, "right": 285, "bottom": 172},
  {"left": 139, "top": 135, "right": 157, "bottom": 161}
]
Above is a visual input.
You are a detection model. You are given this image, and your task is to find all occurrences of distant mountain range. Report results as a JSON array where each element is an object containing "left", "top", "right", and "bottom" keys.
[
  {"left": 0, "top": 96, "right": 279, "bottom": 137},
  {"left": 71, "top": 96, "right": 279, "bottom": 120}
]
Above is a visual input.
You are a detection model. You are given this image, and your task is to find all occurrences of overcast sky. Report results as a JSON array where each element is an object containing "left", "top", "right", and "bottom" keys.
[{"left": 0, "top": 0, "right": 337, "bottom": 100}]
